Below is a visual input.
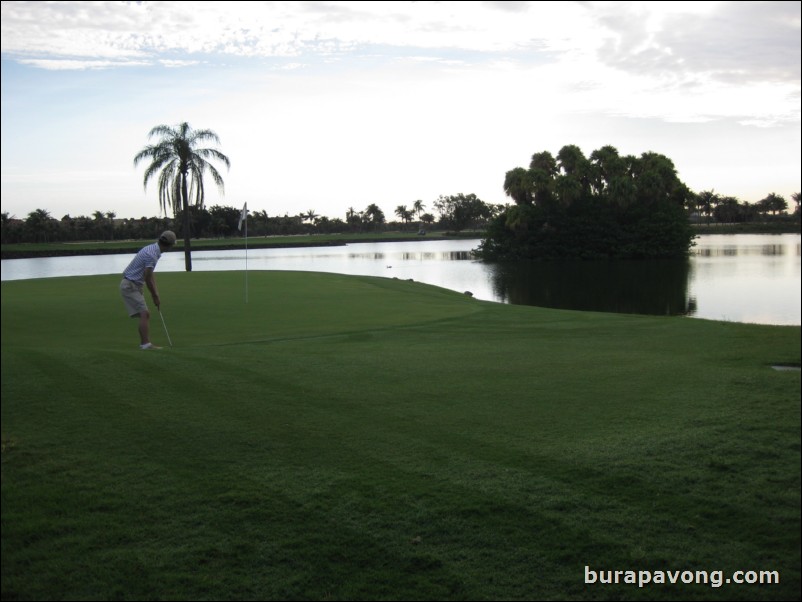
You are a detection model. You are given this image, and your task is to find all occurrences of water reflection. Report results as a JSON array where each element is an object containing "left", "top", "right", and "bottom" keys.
[
  {"left": 348, "top": 251, "right": 474, "bottom": 262},
  {"left": 489, "top": 260, "right": 694, "bottom": 316},
  {"left": 695, "top": 244, "right": 788, "bottom": 257}
]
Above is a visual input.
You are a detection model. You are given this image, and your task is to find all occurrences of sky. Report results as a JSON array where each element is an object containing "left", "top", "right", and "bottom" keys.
[{"left": 1, "top": 1, "right": 800, "bottom": 221}]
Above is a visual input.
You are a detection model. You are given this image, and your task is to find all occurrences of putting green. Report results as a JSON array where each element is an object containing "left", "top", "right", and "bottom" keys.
[{"left": 2, "top": 271, "right": 484, "bottom": 350}]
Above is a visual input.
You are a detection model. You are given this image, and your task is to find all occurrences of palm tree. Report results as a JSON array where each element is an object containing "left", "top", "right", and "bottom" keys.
[
  {"left": 105, "top": 211, "right": 116, "bottom": 240},
  {"left": 413, "top": 200, "right": 425, "bottom": 223},
  {"left": 589, "top": 145, "right": 622, "bottom": 196},
  {"left": 364, "top": 204, "right": 385, "bottom": 228},
  {"left": 346, "top": 206, "right": 362, "bottom": 231},
  {"left": 503, "top": 167, "right": 533, "bottom": 206},
  {"left": 695, "top": 190, "right": 720, "bottom": 224},
  {"left": 252, "top": 209, "right": 269, "bottom": 236},
  {"left": 92, "top": 210, "right": 106, "bottom": 240},
  {"left": 134, "top": 122, "right": 230, "bottom": 271},
  {"left": 25, "top": 208, "right": 55, "bottom": 243},
  {"left": 556, "top": 144, "right": 587, "bottom": 176},
  {"left": 395, "top": 205, "right": 411, "bottom": 225},
  {"left": 758, "top": 192, "right": 788, "bottom": 216}
]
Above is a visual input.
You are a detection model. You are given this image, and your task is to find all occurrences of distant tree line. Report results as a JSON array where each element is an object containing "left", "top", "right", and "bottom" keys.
[
  {"left": 1, "top": 168, "right": 797, "bottom": 248},
  {"left": 1, "top": 196, "right": 505, "bottom": 245},
  {"left": 478, "top": 144, "right": 800, "bottom": 260},
  {"left": 690, "top": 190, "right": 797, "bottom": 224}
]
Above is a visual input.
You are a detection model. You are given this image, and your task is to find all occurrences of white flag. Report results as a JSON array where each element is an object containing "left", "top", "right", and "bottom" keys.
[{"left": 238, "top": 203, "right": 248, "bottom": 231}]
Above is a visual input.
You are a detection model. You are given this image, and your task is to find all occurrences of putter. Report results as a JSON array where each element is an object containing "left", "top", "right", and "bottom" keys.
[{"left": 158, "top": 307, "right": 173, "bottom": 348}]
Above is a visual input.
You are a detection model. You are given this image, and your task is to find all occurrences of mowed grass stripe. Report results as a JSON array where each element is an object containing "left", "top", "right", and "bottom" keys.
[{"left": 2, "top": 271, "right": 800, "bottom": 600}]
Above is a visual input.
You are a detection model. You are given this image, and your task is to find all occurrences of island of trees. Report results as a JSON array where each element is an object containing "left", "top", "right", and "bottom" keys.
[{"left": 478, "top": 145, "right": 795, "bottom": 260}]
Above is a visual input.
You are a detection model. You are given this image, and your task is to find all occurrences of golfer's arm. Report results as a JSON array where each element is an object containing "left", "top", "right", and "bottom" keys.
[{"left": 143, "top": 267, "right": 160, "bottom": 305}]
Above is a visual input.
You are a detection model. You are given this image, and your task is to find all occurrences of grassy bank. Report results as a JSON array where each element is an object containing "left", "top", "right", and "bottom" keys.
[
  {"left": 0, "top": 231, "right": 484, "bottom": 260},
  {"left": 2, "top": 272, "right": 800, "bottom": 600}
]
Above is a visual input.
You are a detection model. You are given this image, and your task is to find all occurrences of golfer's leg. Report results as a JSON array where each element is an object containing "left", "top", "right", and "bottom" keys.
[{"left": 138, "top": 310, "right": 151, "bottom": 345}]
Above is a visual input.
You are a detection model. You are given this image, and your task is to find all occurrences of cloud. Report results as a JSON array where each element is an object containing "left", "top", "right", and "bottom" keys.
[
  {"left": 17, "top": 58, "right": 152, "bottom": 71},
  {"left": 0, "top": 1, "right": 586, "bottom": 63},
  {"left": 590, "top": 1, "right": 801, "bottom": 84},
  {"left": 2, "top": 0, "right": 799, "bottom": 86},
  {"left": 480, "top": 1, "right": 534, "bottom": 13},
  {"left": 159, "top": 59, "right": 203, "bottom": 69}
]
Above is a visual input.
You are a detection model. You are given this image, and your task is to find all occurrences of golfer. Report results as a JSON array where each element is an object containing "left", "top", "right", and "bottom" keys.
[{"left": 120, "top": 230, "right": 176, "bottom": 349}]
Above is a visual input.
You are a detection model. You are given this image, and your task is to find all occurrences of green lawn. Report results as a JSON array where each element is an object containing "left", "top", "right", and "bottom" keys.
[{"left": 2, "top": 271, "right": 800, "bottom": 600}]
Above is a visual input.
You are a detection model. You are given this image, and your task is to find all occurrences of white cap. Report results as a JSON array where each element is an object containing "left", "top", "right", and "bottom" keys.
[{"left": 159, "top": 231, "right": 177, "bottom": 246}]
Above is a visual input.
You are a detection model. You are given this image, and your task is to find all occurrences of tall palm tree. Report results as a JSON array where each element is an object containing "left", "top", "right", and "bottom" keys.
[
  {"left": 25, "top": 208, "right": 55, "bottom": 243},
  {"left": 364, "top": 204, "right": 385, "bottom": 228},
  {"left": 696, "top": 190, "right": 720, "bottom": 224},
  {"left": 345, "top": 206, "right": 361, "bottom": 231},
  {"left": 134, "top": 122, "right": 230, "bottom": 271},
  {"left": 395, "top": 205, "right": 410, "bottom": 224},
  {"left": 105, "top": 211, "right": 116, "bottom": 240},
  {"left": 759, "top": 192, "right": 788, "bottom": 216},
  {"left": 252, "top": 209, "right": 269, "bottom": 236},
  {"left": 303, "top": 209, "right": 319, "bottom": 225}
]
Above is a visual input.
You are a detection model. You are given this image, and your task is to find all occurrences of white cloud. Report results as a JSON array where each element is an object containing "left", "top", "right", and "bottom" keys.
[
  {"left": 0, "top": 1, "right": 590, "bottom": 60},
  {"left": 159, "top": 59, "right": 202, "bottom": 69},
  {"left": 589, "top": 0, "right": 801, "bottom": 83},
  {"left": 17, "top": 58, "right": 152, "bottom": 71}
]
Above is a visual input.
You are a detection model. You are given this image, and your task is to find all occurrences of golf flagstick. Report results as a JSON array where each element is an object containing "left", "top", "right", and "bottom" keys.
[
  {"left": 158, "top": 308, "right": 173, "bottom": 348},
  {"left": 245, "top": 208, "right": 248, "bottom": 304},
  {"left": 239, "top": 202, "right": 248, "bottom": 304}
]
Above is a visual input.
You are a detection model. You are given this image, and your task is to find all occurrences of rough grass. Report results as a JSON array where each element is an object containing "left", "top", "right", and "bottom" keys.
[{"left": 2, "top": 271, "right": 800, "bottom": 600}]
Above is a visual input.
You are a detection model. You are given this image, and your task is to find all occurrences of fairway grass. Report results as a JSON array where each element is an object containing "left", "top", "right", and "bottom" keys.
[{"left": 2, "top": 271, "right": 800, "bottom": 601}]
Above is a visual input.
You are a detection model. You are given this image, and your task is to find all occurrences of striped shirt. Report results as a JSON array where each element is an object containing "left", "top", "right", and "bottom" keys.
[{"left": 122, "top": 243, "right": 162, "bottom": 284}]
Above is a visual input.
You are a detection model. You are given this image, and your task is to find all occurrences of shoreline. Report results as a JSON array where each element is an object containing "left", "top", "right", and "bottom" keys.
[
  {"left": 0, "top": 233, "right": 477, "bottom": 260},
  {"left": 2, "top": 224, "right": 799, "bottom": 260}
]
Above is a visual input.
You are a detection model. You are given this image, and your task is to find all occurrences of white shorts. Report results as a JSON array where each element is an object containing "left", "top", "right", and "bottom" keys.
[{"left": 120, "top": 278, "right": 148, "bottom": 316}]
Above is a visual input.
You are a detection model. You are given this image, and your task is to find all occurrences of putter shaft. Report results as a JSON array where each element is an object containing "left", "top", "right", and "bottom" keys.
[{"left": 158, "top": 308, "right": 173, "bottom": 348}]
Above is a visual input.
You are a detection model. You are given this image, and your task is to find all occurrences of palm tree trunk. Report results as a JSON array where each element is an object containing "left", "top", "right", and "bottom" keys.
[{"left": 181, "top": 175, "right": 192, "bottom": 271}]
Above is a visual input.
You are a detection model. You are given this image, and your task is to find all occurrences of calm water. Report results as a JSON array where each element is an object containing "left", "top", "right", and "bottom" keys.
[{"left": 2, "top": 234, "right": 800, "bottom": 325}]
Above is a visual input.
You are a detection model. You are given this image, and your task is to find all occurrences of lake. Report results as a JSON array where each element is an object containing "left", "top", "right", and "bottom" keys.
[{"left": 1, "top": 234, "right": 800, "bottom": 326}]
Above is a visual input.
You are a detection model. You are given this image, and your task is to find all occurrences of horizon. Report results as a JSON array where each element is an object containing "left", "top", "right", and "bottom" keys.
[{"left": 1, "top": 193, "right": 798, "bottom": 224}]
